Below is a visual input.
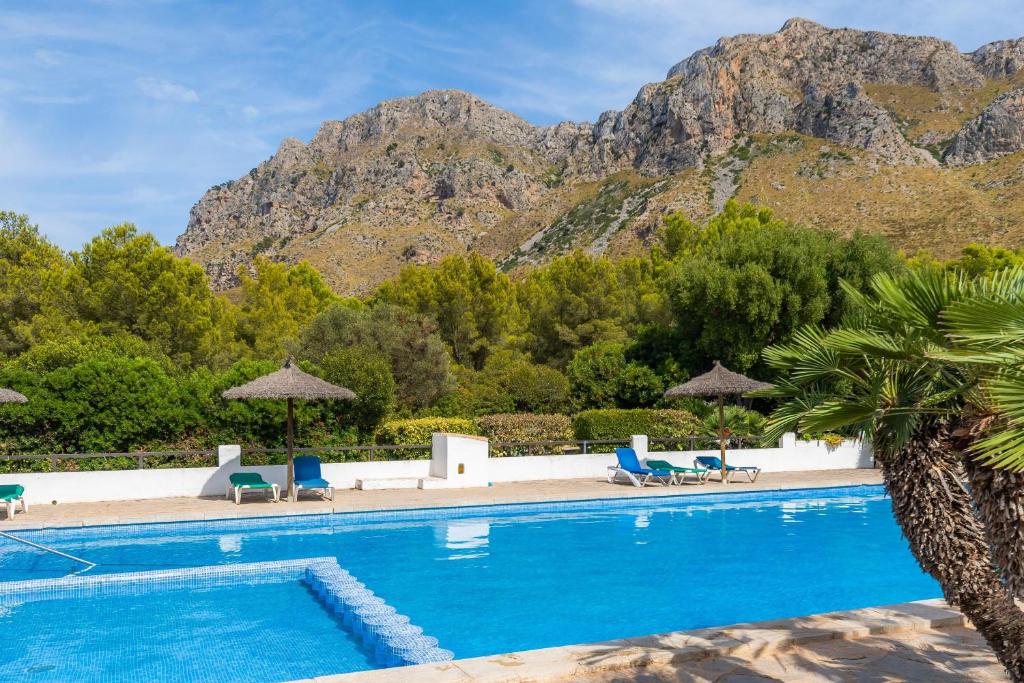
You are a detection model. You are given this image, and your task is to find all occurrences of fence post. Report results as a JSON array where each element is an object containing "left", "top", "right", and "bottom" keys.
[
  {"left": 582, "top": 440, "right": 588, "bottom": 455},
  {"left": 137, "top": 454, "right": 145, "bottom": 470},
  {"left": 50, "top": 454, "right": 58, "bottom": 472}
]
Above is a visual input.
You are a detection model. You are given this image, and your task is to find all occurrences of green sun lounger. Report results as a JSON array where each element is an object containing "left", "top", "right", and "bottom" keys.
[
  {"left": 0, "top": 484, "right": 27, "bottom": 520},
  {"left": 226, "top": 472, "right": 280, "bottom": 504},
  {"left": 645, "top": 460, "right": 709, "bottom": 485}
]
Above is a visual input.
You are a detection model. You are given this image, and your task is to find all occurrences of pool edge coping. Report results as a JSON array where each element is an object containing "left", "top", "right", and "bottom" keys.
[
  {"left": 1, "top": 480, "right": 886, "bottom": 534},
  {"left": 299, "top": 598, "right": 966, "bottom": 683}
]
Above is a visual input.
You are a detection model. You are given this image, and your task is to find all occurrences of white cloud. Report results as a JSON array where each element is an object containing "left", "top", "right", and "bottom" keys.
[
  {"left": 241, "top": 105, "right": 259, "bottom": 119},
  {"left": 136, "top": 77, "right": 198, "bottom": 103},
  {"left": 33, "top": 48, "right": 61, "bottom": 66}
]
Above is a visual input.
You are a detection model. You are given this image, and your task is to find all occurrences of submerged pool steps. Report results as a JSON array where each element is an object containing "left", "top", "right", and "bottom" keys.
[
  {"left": 0, "top": 555, "right": 453, "bottom": 672},
  {"left": 304, "top": 560, "right": 454, "bottom": 668}
]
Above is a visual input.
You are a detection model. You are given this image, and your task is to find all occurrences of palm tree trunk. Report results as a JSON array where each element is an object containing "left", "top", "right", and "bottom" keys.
[
  {"left": 964, "top": 457, "right": 1024, "bottom": 598},
  {"left": 877, "top": 423, "right": 1024, "bottom": 681}
]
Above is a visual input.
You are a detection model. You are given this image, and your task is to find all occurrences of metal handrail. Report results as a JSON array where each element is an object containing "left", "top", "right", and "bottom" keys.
[
  {"left": 648, "top": 435, "right": 764, "bottom": 450},
  {"left": 0, "top": 435, "right": 769, "bottom": 473},
  {"left": 0, "top": 449, "right": 216, "bottom": 470},
  {"left": 488, "top": 439, "right": 630, "bottom": 457},
  {"left": 242, "top": 444, "right": 431, "bottom": 462},
  {"left": 0, "top": 531, "right": 97, "bottom": 572}
]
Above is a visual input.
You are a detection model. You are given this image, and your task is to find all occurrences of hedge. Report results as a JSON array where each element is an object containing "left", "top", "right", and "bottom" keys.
[
  {"left": 572, "top": 409, "right": 701, "bottom": 441},
  {"left": 475, "top": 413, "right": 572, "bottom": 443},
  {"left": 376, "top": 417, "right": 478, "bottom": 445}
]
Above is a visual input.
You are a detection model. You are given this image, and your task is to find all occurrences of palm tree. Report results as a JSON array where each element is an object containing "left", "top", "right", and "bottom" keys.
[
  {"left": 940, "top": 267, "right": 1024, "bottom": 598},
  {"left": 755, "top": 268, "right": 1024, "bottom": 680}
]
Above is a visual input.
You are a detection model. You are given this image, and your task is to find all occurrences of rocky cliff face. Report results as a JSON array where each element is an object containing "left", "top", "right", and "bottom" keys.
[{"left": 176, "top": 19, "right": 1024, "bottom": 292}]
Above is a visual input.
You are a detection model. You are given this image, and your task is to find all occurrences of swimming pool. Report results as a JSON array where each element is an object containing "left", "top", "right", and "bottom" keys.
[{"left": 0, "top": 485, "right": 939, "bottom": 681}]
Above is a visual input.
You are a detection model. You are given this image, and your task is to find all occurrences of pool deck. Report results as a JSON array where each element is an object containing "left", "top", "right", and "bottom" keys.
[
  {"left": 314, "top": 600, "right": 1005, "bottom": 683},
  {"left": 3, "top": 468, "right": 883, "bottom": 530}
]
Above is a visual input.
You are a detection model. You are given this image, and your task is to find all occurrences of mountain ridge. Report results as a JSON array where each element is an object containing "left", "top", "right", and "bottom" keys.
[{"left": 175, "top": 18, "right": 1024, "bottom": 293}]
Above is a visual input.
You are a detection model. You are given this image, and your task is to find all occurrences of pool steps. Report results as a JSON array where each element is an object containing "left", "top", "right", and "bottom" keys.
[
  {"left": 303, "top": 559, "right": 454, "bottom": 668},
  {"left": 0, "top": 555, "right": 453, "bottom": 672}
]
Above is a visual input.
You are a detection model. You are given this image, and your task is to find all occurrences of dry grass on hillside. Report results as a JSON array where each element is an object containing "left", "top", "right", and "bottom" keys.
[{"left": 736, "top": 135, "right": 1024, "bottom": 257}]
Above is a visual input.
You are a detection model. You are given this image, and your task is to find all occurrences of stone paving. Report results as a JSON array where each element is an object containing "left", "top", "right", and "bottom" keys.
[
  {"left": 321, "top": 600, "right": 1007, "bottom": 683},
  {"left": 580, "top": 626, "right": 1006, "bottom": 682},
  {"left": 4, "top": 468, "right": 883, "bottom": 529}
]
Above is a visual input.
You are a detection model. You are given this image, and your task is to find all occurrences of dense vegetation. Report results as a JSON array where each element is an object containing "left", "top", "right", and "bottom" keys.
[{"left": 2, "top": 201, "right": 994, "bottom": 456}]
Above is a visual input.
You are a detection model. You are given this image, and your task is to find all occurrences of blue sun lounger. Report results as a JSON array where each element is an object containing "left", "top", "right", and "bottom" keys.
[
  {"left": 695, "top": 456, "right": 761, "bottom": 482},
  {"left": 294, "top": 456, "right": 334, "bottom": 501},
  {"left": 607, "top": 448, "right": 673, "bottom": 487}
]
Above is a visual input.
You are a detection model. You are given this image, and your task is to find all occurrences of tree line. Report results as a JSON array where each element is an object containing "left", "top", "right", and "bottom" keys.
[{"left": 0, "top": 202, "right": 1012, "bottom": 454}]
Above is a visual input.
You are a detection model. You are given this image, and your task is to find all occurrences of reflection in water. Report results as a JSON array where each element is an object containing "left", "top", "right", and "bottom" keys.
[
  {"left": 218, "top": 535, "right": 242, "bottom": 554},
  {"left": 439, "top": 522, "right": 490, "bottom": 560}
]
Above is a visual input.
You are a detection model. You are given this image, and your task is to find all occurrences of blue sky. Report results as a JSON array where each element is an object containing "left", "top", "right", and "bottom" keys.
[{"left": 2, "top": 0, "right": 1023, "bottom": 250}]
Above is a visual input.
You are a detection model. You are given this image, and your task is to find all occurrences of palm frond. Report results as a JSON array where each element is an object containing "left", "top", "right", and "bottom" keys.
[
  {"left": 970, "top": 428, "right": 1024, "bottom": 472},
  {"left": 943, "top": 296, "right": 1024, "bottom": 348}
]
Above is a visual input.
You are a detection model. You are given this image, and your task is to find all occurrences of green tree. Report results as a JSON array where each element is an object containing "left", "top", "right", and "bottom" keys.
[
  {"left": 237, "top": 257, "right": 338, "bottom": 360},
  {"left": 297, "top": 303, "right": 453, "bottom": 410},
  {"left": 517, "top": 252, "right": 627, "bottom": 367},
  {"left": 376, "top": 253, "right": 516, "bottom": 369},
  {"left": 566, "top": 342, "right": 663, "bottom": 409},
  {"left": 0, "top": 212, "right": 77, "bottom": 355},
  {"left": 757, "top": 268, "right": 1024, "bottom": 679},
  {"left": 909, "top": 243, "right": 1024, "bottom": 278},
  {"left": 318, "top": 347, "right": 396, "bottom": 436},
  {"left": 664, "top": 214, "right": 831, "bottom": 373},
  {"left": 662, "top": 201, "right": 781, "bottom": 258},
  {"left": 440, "top": 366, "right": 516, "bottom": 417},
  {"left": 70, "top": 224, "right": 238, "bottom": 368},
  {"left": 452, "top": 350, "right": 571, "bottom": 415}
]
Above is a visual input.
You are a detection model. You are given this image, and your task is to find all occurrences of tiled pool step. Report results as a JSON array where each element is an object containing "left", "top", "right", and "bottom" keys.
[
  {"left": 0, "top": 556, "right": 328, "bottom": 604},
  {"left": 301, "top": 599, "right": 968, "bottom": 682},
  {"left": 303, "top": 561, "right": 453, "bottom": 669}
]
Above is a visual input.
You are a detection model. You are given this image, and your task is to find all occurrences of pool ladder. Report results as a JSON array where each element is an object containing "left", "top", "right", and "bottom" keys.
[{"left": 0, "top": 530, "right": 97, "bottom": 575}]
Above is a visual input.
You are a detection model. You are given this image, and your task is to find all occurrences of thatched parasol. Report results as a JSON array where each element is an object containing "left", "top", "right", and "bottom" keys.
[
  {"left": 223, "top": 358, "right": 355, "bottom": 501},
  {"left": 664, "top": 361, "right": 772, "bottom": 483},
  {"left": 0, "top": 388, "right": 27, "bottom": 404}
]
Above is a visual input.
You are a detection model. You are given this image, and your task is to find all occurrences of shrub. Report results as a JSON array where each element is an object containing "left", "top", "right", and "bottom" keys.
[
  {"left": 476, "top": 413, "right": 572, "bottom": 443},
  {"left": 0, "top": 355, "right": 186, "bottom": 454},
  {"left": 376, "top": 417, "right": 477, "bottom": 445},
  {"left": 316, "top": 347, "right": 396, "bottom": 437},
  {"left": 566, "top": 342, "right": 662, "bottom": 409},
  {"left": 822, "top": 433, "right": 845, "bottom": 450},
  {"left": 572, "top": 408, "right": 700, "bottom": 441},
  {"left": 699, "top": 405, "right": 767, "bottom": 437}
]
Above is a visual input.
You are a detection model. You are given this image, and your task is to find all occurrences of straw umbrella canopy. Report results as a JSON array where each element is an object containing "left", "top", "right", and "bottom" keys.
[
  {"left": 222, "top": 358, "right": 355, "bottom": 501},
  {"left": 664, "top": 361, "right": 772, "bottom": 483},
  {"left": 0, "top": 388, "right": 27, "bottom": 404}
]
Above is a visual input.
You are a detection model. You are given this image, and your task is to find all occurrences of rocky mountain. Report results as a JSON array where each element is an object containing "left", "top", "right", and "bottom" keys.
[{"left": 175, "top": 18, "right": 1024, "bottom": 293}]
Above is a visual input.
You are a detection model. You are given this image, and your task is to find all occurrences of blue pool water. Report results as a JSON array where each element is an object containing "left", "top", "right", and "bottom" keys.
[
  {"left": 0, "top": 485, "right": 940, "bottom": 681},
  {"left": 0, "top": 582, "right": 373, "bottom": 682}
]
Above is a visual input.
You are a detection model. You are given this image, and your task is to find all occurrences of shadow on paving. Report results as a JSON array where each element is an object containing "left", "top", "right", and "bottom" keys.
[{"left": 577, "top": 627, "right": 1007, "bottom": 682}]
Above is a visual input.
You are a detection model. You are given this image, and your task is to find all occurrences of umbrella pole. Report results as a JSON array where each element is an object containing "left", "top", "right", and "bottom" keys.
[
  {"left": 718, "top": 394, "right": 727, "bottom": 484},
  {"left": 287, "top": 397, "right": 295, "bottom": 502}
]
